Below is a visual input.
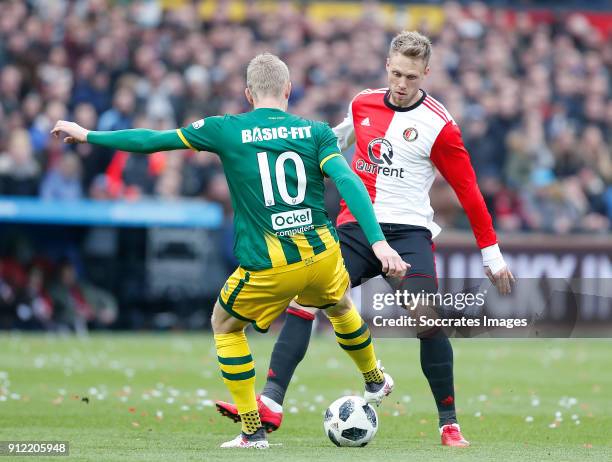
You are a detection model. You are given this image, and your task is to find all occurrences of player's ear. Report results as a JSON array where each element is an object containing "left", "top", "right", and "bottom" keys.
[
  {"left": 385, "top": 58, "right": 390, "bottom": 71},
  {"left": 245, "top": 87, "right": 254, "bottom": 106},
  {"left": 285, "top": 81, "right": 292, "bottom": 100},
  {"left": 424, "top": 65, "right": 430, "bottom": 76}
]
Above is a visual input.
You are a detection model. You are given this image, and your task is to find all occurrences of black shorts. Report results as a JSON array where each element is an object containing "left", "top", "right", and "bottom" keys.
[{"left": 338, "top": 222, "right": 437, "bottom": 294}]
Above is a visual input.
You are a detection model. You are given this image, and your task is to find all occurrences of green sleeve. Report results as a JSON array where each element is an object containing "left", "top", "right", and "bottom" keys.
[
  {"left": 178, "top": 116, "right": 225, "bottom": 152},
  {"left": 87, "top": 129, "right": 185, "bottom": 153},
  {"left": 315, "top": 123, "right": 342, "bottom": 166},
  {"left": 322, "top": 155, "right": 385, "bottom": 245}
]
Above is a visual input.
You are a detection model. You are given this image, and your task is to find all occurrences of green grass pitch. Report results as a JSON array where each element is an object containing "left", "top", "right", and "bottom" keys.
[{"left": 0, "top": 333, "right": 610, "bottom": 461}]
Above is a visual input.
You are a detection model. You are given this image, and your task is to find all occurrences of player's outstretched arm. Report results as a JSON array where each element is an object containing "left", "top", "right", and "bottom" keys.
[
  {"left": 322, "top": 155, "right": 409, "bottom": 278},
  {"left": 430, "top": 121, "right": 515, "bottom": 294},
  {"left": 51, "top": 120, "right": 186, "bottom": 153}
]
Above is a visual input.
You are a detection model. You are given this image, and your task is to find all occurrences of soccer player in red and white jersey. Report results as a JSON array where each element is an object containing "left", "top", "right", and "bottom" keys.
[{"left": 216, "top": 31, "right": 515, "bottom": 447}]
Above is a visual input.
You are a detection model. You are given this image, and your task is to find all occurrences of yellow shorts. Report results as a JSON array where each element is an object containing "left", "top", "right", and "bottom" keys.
[{"left": 217, "top": 244, "right": 350, "bottom": 332}]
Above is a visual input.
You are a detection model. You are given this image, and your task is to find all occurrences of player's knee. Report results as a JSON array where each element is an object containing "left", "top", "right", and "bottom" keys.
[
  {"left": 210, "top": 303, "right": 224, "bottom": 333},
  {"left": 325, "top": 293, "right": 352, "bottom": 318},
  {"left": 211, "top": 302, "right": 242, "bottom": 334}
]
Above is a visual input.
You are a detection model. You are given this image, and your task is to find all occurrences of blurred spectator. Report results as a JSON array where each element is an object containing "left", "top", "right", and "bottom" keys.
[
  {"left": 50, "top": 260, "right": 118, "bottom": 333},
  {"left": 40, "top": 152, "right": 83, "bottom": 200},
  {"left": 0, "top": 129, "right": 40, "bottom": 196},
  {"left": 14, "top": 265, "right": 54, "bottom": 330},
  {"left": 98, "top": 87, "right": 135, "bottom": 132},
  {"left": 0, "top": 260, "right": 18, "bottom": 329}
]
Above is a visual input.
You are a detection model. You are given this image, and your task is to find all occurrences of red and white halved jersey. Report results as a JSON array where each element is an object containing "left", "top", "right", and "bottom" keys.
[{"left": 333, "top": 88, "right": 497, "bottom": 249}]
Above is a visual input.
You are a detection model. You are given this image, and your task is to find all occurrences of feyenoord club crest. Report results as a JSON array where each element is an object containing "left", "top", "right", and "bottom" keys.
[{"left": 403, "top": 127, "right": 418, "bottom": 142}]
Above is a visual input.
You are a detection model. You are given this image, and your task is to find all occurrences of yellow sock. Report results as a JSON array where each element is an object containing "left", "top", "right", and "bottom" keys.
[
  {"left": 241, "top": 410, "right": 262, "bottom": 434},
  {"left": 328, "top": 305, "right": 378, "bottom": 376},
  {"left": 363, "top": 367, "right": 384, "bottom": 384},
  {"left": 214, "top": 331, "right": 260, "bottom": 434}
]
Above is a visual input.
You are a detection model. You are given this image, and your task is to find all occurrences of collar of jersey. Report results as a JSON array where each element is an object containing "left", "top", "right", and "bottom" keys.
[
  {"left": 384, "top": 89, "right": 427, "bottom": 112},
  {"left": 253, "top": 107, "right": 286, "bottom": 112}
]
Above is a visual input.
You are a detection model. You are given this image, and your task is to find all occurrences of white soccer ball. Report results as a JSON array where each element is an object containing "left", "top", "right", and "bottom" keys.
[{"left": 323, "top": 395, "right": 378, "bottom": 447}]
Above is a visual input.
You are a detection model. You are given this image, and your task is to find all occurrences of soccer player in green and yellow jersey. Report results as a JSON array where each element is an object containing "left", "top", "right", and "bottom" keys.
[{"left": 51, "top": 53, "right": 408, "bottom": 449}]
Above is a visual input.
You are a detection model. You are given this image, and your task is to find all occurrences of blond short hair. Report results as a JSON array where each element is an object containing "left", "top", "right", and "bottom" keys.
[
  {"left": 389, "top": 31, "right": 432, "bottom": 65},
  {"left": 246, "top": 53, "right": 290, "bottom": 100}
]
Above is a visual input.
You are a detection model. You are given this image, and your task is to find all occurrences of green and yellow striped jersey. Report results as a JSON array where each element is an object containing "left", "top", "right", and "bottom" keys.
[{"left": 178, "top": 108, "right": 343, "bottom": 271}]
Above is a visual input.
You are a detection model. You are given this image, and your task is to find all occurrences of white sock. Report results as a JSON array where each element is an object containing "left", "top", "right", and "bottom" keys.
[{"left": 261, "top": 394, "right": 283, "bottom": 413}]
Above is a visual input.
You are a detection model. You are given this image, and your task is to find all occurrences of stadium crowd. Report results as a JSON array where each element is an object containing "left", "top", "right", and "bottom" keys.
[
  {"left": 1, "top": 0, "right": 610, "bottom": 232},
  {"left": 0, "top": 1, "right": 610, "bottom": 329}
]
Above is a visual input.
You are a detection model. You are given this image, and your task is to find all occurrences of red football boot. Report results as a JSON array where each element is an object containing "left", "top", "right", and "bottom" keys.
[
  {"left": 440, "top": 423, "right": 470, "bottom": 447},
  {"left": 215, "top": 395, "right": 283, "bottom": 433}
]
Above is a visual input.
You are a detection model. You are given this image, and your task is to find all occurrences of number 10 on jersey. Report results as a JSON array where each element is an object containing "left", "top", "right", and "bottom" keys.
[{"left": 257, "top": 151, "right": 307, "bottom": 206}]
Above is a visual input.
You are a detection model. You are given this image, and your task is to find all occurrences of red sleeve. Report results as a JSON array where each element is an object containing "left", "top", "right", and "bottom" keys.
[{"left": 430, "top": 121, "right": 497, "bottom": 249}]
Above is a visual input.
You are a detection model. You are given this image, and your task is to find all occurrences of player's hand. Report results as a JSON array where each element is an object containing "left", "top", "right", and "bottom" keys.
[
  {"left": 372, "top": 240, "right": 410, "bottom": 278},
  {"left": 50, "top": 120, "right": 90, "bottom": 144},
  {"left": 485, "top": 265, "right": 515, "bottom": 295}
]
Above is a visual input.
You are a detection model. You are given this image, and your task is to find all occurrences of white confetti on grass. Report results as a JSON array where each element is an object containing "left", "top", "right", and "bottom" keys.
[
  {"left": 196, "top": 389, "right": 207, "bottom": 397},
  {"left": 559, "top": 397, "right": 578, "bottom": 408},
  {"left": 180, "top": 405, "right": 190, "bottom": 411},
  {"left": 0, "top": 396, "right": 6, "bottom": 402},
  {"left": 201, "top": 400, "right": 213, "bottom": 407},
  {"left": 314, "top": 395, "right": 324, "bottom": 403},
  {"left": 478, "top": 394, "right": 488, "bottom": 402},
  {"left": 289, "top": 406, "right": 298, "bottom": 414},
  {"left": 402, "top": 395, "right": 412, "bottom": 403},
  {"left": 525, "top": 416, "right": 534, "bottom": 423},
  {"left": 474, "top": 411, "right": 482, "bottom": 417},
  {"left": 166, "top": 397, "right": 174, "bottom": 404},
  {"left": 571, "top": 414, "right": 579, "bottom": 420},
  {"left": 531, "top": 397, "right": 540, "bottom": 407}
]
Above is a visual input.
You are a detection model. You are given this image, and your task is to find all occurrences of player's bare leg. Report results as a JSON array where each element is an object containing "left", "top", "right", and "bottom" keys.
[{"left": 211, "top": 303, "right": 268, "bottom": 448}]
